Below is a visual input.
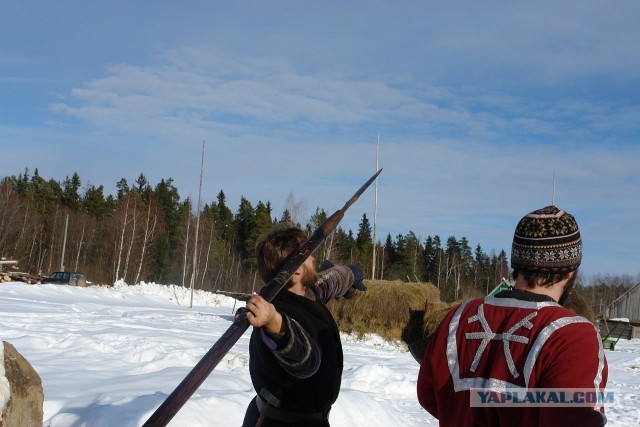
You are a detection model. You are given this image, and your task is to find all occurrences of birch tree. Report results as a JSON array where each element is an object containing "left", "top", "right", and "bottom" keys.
[
  {"left": 134, "top": 197, "right": 160, "bottom": 285},
  {"left": 113, "top": 195, "right": 131, "bottom": 282}
]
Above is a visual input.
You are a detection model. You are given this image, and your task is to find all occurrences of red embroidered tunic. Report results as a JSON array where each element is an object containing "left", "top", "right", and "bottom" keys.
[{"left": 417, "top": 291, "right": 608, "bottom": 426}]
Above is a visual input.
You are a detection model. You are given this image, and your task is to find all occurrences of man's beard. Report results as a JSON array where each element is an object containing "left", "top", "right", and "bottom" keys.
[
  {"left": 300, "top": 264, "right": 319, "bottom": 287},
  {"left": 558, "top": 274, "right": 577, "bottom": 306}
]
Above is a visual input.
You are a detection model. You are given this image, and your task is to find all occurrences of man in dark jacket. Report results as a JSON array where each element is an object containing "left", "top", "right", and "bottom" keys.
[{"left": 242, "top": 225, "right": 365, "bottom": 427}]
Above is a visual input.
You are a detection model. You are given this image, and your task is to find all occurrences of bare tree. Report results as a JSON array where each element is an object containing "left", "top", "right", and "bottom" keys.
[
  {"left": 134, "top": 198, "right": 159, "bottom": 285},
  {"left": 123, "top": 197, "right": 139, "bottom": 282},
  {"left": 0, "top": 181, "right": 24, "bottom": 257},
  {"left": 73, "top": 214, "right": 88, "bottom": 272},
  {"left": 284, "top": 192, "right": 306, "bottom": 228},
  {"left": 181, "top": 207, "right": 192, "bottom": 287},
  {"left": 113, "top": 195, "right": 131, "bottom": 282},
  {"left": 199, "top": 226, "right": 214, "bottom": 290},
  {"left": 46, "top": 205, "right": 60, "bottom": 274}
]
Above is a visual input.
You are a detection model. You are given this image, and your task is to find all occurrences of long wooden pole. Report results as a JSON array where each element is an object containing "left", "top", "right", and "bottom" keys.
[
  {"left": 552, "top": 170, "right": 556, "bottom": 206},
  {"left": 190, "top": 141, "right": 205, "bottom": 308},
  {"left": 142, "top": 169, "right": 382, "bottom": 427},
  {"left": 60, "top": 214, "right": 69, "bottom": 271},
  {"left": 371, "top": 134, "right": 379, "bottom": 280}
]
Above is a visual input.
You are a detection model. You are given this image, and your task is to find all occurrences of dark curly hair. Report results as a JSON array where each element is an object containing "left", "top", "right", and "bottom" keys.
[{"left": 255, "top": 225, "right": 306, "bottom": 283}]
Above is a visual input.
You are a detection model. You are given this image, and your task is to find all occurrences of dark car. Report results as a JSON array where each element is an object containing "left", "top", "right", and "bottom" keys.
[{"left": 42, "top": 271, "right": 87, "bottom": 286}]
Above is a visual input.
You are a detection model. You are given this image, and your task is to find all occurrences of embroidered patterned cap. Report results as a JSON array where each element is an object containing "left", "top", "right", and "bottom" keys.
[{"left": 511, "top": 205, "right": 582, "bottom": 274}]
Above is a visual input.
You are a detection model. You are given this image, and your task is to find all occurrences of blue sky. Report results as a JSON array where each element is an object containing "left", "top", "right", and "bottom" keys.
[{"left": 2, "top": 1, "right": 639, "bottom": 280}]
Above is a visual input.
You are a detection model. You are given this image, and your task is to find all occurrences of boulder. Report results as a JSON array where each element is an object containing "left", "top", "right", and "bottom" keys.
[{"left": 0, "top": 341, "right": 43, "bottom": 427}]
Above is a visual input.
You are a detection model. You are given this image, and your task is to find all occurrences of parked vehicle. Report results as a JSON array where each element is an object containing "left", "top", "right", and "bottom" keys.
[{"left": 41, "top": 272, "right": 87, "bottom": 286}]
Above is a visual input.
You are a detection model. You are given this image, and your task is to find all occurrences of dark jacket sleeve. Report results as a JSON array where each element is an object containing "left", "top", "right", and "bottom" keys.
[
  {"left": 260, "top": 313, "right": 322, "bottom": 379},
  {"left": 309, "top": 265, "right": 354, "bottom": 303}
]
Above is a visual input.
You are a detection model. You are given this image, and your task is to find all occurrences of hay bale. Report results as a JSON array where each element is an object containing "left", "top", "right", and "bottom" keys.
[
  {"left": 422, "top": 301, "right": 461, "bottom": 335},
  {"left": 328, "top": 279, "right": 440, "bottom": 343}
]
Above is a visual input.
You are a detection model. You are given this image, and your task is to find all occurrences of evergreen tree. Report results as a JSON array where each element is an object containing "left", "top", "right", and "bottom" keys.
[
  {"left": 29, "top": 170, "right": 60, "bottom": 215},
  {"left": 116, "top": 178, "right": 130, "bottom": 200},
  {"left": 404, "top": 231, "right": 424, "bottom": 281},
  {"left": 308, "top": 207, "right": 327, "bottom": 230},
  {"left": 307, "top": 207, "right": 330, "bottom": 259},
  {"left": 445, "top": 236, "right": 460, "bottom": 259},
  {"left": 279, "top": 209, "right": 293, "bottom": 224},
  {"left": 430, "top": 235, "right": 444, "bottom": 289},
  {"left": 202, "top": 202, "right": 219, "bottom": 226},
  {"left": 459, "top": 237, "right": 473, "bottom": 270},
  {"left": 382, "top": 234, "right": 406, "bottom": 280},
  {"left": 382, "top": 233, "right": 395, "bottom": 278},
  {"left": 442, "top": 236, "right": 462, "bottom": 300},
  {"left": 134, "top": 173, "right": 152, "bottom": 201},
  {"left": 234, "top": 197, "right": 255, "bottom": 258},
  {"left": 11, "top": 168, "right": 31, "bottom": 196},
  {"left": 383, "top": 232, "right": 424, "bottom": 281},
  {"left": 459, "top": 236, "right": 474, "bottom": 291},
  {"left": 495, "top": 249, "right": 509, "bottom": 283},
  {"left": 214, "top": 190, "right": 234, "bottom": 242},
  {"left": 383, "top": 233, "right": 396, "bottom": 264},
  {"left": 152, "top": 178, "right": 182, "bottom": 282},
  {"left": 83, "top": 185, "right": 114, "bottom": 220},
  {"left": 333, "top": 228, "right": 356, "bottom": 264},
  {"left": 246, "top": 201, "right": 274, "bottom": 266},
  {"left": 62, "top": 172, "right": 82, "bottom": 211},
  {"left": 175, "top": 198, "right": 193, "bottom": 284},
  {"left": 423, "top": 236, "right": 436, "bottom": 283},
  {"left": 473, "top": 243, "right": 491, "bottom": 293},
  {"left": 355, "top": 213, "right": 373, "bottom": 276}
]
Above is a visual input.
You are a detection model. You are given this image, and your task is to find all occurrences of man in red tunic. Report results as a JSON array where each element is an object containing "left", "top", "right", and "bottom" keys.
[{"left": 417, "top": 205, "right": 608, "bottom": 426}]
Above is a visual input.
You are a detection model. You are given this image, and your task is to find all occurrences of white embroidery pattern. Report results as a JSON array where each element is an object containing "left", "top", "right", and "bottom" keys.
[{"left": 465, "top": 304, "right": 537, "bottom": 378}]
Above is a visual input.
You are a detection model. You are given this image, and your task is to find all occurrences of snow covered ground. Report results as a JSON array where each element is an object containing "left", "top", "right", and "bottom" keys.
[{"left": 0, "top": 281, "right": 638, "bottom": 426}]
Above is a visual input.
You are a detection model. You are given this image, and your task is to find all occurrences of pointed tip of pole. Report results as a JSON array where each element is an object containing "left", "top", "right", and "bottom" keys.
[{"left": 552, "top": 169, "right": 556, "bottom": 206}]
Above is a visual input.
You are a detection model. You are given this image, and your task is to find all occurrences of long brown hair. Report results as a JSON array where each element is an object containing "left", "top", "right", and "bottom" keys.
[{"left": 255, "top": 225, "right": 306, "bottom": 283}]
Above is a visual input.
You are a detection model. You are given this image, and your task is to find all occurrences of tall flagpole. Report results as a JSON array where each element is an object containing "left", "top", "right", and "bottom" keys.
[
  {"left": 190, "top": 140, "right": 205, "bottom": 308},
  {"left": 371, "top": 134, "right": 380, "bottom": 280}
]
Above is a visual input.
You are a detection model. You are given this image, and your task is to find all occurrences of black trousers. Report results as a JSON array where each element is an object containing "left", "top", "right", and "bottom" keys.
[{"left": 242, "top": 396, "right": 330, "bottom": 427}]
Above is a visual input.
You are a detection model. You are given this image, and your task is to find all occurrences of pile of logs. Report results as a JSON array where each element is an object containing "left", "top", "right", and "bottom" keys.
[
  {"left": 0, "top": 272, "right": 42, "bottom": 285},
  {"left": 0, "top": 260, "right": 42, "bottom": 284}
]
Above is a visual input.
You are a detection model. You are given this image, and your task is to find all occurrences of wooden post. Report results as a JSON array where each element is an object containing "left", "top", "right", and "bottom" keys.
[
  {"left": 60, "top": 214, "right": 69, "bottom": 271},
  {"left": 190, "top": 141, "right": 205, "bottom": 308},
  {"left": 372, "top": 134, "right": 380, "bottom": 280}
]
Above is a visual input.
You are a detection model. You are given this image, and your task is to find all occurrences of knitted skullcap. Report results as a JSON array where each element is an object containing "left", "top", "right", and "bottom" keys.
[{"left": 511, "top": 205, "right": 582, "bottom": 274}]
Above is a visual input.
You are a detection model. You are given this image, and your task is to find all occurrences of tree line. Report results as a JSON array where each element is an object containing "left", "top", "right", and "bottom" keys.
[{"left": 1, "top": 168, "right": 634, "bottom": 306}]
